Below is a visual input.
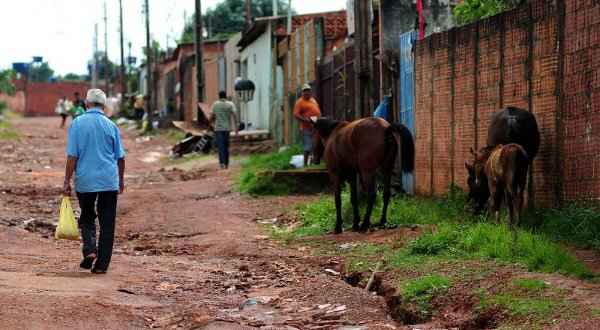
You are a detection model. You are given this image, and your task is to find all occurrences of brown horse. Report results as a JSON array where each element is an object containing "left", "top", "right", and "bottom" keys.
[
  {"left": 468, "top": 144, "right": 529, "bottom": 241},
  {"left": 311, "top": 117, "right": 415, "bottom": 234}
]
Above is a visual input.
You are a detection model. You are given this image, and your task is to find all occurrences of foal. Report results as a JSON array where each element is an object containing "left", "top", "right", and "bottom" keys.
[{"left": 471, "top": 144, "right": 529, "bottom": 242}]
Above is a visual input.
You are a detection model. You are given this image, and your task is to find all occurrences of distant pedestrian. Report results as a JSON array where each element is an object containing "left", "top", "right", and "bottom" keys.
[
  {"left": 293, "top": 84, "right": 321, "bottom": 167},
  {"left": 209, "top": 91, "right": 238, "bottom": 169},
  {"left": 63, "top": 88, "right": 126, "bottom": 274},
  {"left": 133, "top": 95, "right": 145, "bottom": 120},
  {"left": 55, "top": 96, "right": 70, "bottom": 128},
  {"left": 71, "top": 92, "right": 86, "bottom": 119}
]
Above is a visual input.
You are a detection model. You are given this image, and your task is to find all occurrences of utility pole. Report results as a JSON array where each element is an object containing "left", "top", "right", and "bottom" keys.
[
  {"left": 287, "top": 0, "right": 292, "bottom": 34},
  {"left": 246, "top": 0, "right": 252, "bottom": 30},
  {"left": 145, "top": 0, "right": 153, "bottom": 129},
  {"left": 195, "top": 0, "right": 205, "bottom": 125},
  {"left": 92, "top": 23, "right": 98, "bottom": 88},
  {"left": 104, "top": 2, "right": 109, "bottom": 95},
  {"left": 353, "top": 0, "right": 373, "bottom": 119},
  {"left": 119, "top": 0, "right": 126, "bottom": 96}
]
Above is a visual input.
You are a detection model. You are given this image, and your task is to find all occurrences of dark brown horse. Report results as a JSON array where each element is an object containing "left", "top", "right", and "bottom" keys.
[
  {"left": 469, "top": 144, "right": 529, "bottom": 241},
  {"left": 311, "top": 117, "right": 415, "bottom": 234},
  {"left": 466, "top": 107, "right": 540, "bottom": 213}
]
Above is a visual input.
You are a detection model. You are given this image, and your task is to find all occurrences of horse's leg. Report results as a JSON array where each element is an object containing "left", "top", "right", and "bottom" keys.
[
  {"left": 349, "top": 173, "right": 361, "bottom": 231},
  {"left": 506, "top": 190, "right": 517, "bottom": 247},
  {"left": 379, "top": 169, "right": 393, "bottom": 228},
  {"left": 333, "top": 175, "right": 343, "bottom": 234},
  {"left": 360, "top": 175, "right": 377, "bottom": 232}
]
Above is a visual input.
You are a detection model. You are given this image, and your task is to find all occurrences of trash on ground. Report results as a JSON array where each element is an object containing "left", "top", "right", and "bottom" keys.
[{"left": 290, "top": 155, "right": 304, "bottom": 168}]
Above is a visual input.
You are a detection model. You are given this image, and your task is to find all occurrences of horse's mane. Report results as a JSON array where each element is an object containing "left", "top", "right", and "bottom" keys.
[{"left": 314, "top": 118, "right": 343, "bottom": 137}]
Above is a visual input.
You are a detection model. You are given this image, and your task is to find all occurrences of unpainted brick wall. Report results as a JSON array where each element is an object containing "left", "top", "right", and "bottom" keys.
[
  {"left": 413, "top": 0, "right": 579, "bottom": 207},
  {"left": 561, "top": 0, "right": 600, "bottom": 201},
  {"left": 25, "top": 82, "right": 90, "bottom": 117}
]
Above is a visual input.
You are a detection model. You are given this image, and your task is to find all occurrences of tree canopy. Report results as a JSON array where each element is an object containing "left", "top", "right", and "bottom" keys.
[
  {"left": 453, "top": 0, "right": 522, "bottom": 25},
  {"left": 28, "top": 62, "right": 54, "bottom": 82},
  {"left": 0, "top": 69, "right": 16, "bottom": 95},
  {"left": 180, "top": 0, "right": 294, "bottom": 43}
]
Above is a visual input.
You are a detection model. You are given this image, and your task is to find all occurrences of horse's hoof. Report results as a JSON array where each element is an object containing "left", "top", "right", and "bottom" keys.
[
  {"left": 358, "top": 225, "right": 370, "bottom": 233},
  {"left": 351, "top": 225, "right": 361, "bottom": 232},
  {"left": 334, "top": 228, "right": 343, "bottom": 235}
]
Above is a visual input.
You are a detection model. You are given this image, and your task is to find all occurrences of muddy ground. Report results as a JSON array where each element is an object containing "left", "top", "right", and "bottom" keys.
[{"left": 1, "top": 116, "right": 599, "bottom": 330}]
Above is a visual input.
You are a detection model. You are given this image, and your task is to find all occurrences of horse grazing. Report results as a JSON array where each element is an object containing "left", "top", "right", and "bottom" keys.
[
  {"left": 469, "top": 144, "right": 529, "bottom": 241},
  {"left": 312, "top": 117, "right": 415, "bottom": 234},
  {"left": 466, "top": 106, "right": 540, "bottom": 213}
]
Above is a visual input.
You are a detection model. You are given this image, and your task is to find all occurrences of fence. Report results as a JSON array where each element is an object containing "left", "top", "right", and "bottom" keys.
[{"left": 413, "top": 0, "right": 600, "bottom": 207}]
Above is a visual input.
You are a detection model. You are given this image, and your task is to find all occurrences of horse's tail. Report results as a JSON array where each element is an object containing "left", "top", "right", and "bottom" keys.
[{"left": 388, "top": 123, "right": 415, "bottom": 173}]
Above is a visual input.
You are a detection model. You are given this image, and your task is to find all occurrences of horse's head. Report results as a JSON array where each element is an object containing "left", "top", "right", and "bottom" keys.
[
  {"left": 465, "top": 146, "right": 493, "bottom": 213},
  {"left": 310, "top": 117, "right": 341, "bottom": 165}
]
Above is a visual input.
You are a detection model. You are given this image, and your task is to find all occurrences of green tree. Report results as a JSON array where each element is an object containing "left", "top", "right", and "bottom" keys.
[
  {"left": 28, "top": 62, "right": 55, "bottom": 82},
  {"left": 453, "top": 0, "right": 522, "bottom": 26},
  {"left": 0, "top": 69, "right": 16, "bottom": 96},
  {"left": 61, "top": 73, "right": 84, "bottom": 81},
  {"left": 180, "top": 0, "right": 294, "bottom": 43}
]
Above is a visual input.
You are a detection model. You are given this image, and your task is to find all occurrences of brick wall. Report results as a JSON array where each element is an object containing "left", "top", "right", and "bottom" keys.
[
  {"left": 413, "top": 0, "right": 599, "bottom": 206},
  {"left": 25, "top": 82, "right": 90, "bottom": 117}
]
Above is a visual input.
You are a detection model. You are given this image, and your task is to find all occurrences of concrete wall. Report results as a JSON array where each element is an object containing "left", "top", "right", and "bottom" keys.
[
  {"left": 240, "top": 27, "right": 272, "bottom": 131},
  {"left": 381, "top": 0, "right": 459, "bottom": 51}
]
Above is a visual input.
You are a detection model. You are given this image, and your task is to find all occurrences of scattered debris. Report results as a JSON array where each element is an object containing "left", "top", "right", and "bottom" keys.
[{"left": 324, "top": 269, "right": 341, "bottom": 277}]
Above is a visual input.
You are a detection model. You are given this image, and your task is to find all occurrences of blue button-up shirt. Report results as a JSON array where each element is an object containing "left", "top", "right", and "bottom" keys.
[{"left": 66, "top": 108, "right": 126, "bottom": 193}]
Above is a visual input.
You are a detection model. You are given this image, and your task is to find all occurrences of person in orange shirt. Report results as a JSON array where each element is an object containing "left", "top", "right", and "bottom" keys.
[{"left": 293, "top": 84, "right": 322, "bottom": 166}]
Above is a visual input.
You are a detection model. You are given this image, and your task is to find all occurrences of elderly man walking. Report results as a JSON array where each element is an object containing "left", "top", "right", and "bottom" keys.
[
  {"left": 293, "top": 84, "right": 321, "bottom": 167},
  {"left": 63, "top": 89, "right": 126, "bottom": 274}
]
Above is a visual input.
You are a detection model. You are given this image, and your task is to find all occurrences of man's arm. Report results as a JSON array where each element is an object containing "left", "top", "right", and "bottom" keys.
[
  {"left": 118, "top": 158, "right": 125, "bottom": 194},
  {"left": 293, "top": 101, "right": 310, "bottom": 123},
  {"left": 63, "top": 156, "right": 77, "bottom": 196},
  {"left": 230, "top": 106, "right": 238, "bottom": 134}
]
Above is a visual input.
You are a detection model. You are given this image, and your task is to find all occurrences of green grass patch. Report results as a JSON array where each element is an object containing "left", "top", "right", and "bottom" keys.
[
  {"left": 237, "top": 145, "right": 303, "bottom": 196},
  {"left": 409, "top": 222, "right": 592, "bottom": 278},
  {"left": 512, "top": 278, "right": 548, "bottom": 293},
  {"left": 401, "top": 275, "right": 451, "bottom": 317},
  {"left": 591, "top": 308, "right": 600, "bottom": 317},
  {"left": 0, "top": 118, "right": 18, "bottom": 140},
  {"left": 285, "top": 187, "right": 593, "bottom": 279}
]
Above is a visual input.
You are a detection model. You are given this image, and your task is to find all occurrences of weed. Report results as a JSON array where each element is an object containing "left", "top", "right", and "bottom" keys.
[
  {"left": 401, "top": 275, "right": 451, "bottom": 317},
  {"left": 534, "top": 204, "right": 600, "bottom": 250},
  {"left": 488, "top": 294, "right": 556, "bottom": 317},
  {"left": 591, "top": 308, "right": 600, "bottom": 317}
]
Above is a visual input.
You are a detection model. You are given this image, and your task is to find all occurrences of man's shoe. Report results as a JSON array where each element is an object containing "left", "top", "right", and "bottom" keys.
[
  {"left": 91, "top": 267, "right": 107, "bottom": 274},
  {"left": 80, "top": 254, "right": 96, "bottom": 270}
]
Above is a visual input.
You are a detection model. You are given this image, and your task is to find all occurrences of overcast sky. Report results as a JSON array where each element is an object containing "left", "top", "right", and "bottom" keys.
[{"left": 0, "top": 0, "right": 347, "bottom": 75}]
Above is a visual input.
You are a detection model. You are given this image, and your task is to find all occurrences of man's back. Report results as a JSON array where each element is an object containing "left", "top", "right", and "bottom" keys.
[
  {"left": 212, "top": 99, "right": 235, "bottom": 131},
  {"left": 67, "top": 109, "right": 125, "bottom": 193}
]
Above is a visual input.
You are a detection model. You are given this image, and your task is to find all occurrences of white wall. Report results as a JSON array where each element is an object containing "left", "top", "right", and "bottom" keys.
[{"left": 239, "top": 27, "right": 272, "bottom": 131}]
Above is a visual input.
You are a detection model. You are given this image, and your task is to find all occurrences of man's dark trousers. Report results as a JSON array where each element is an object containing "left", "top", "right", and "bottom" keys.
[
  {"left": 215, "top": 131, "right": 230, "bottom": 167},
  {"left": 77, "top": 191, "right": 118, "bottom": 271}
]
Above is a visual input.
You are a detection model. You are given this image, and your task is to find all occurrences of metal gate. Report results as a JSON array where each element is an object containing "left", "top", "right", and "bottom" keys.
[{"left": 399, "top": 31, "right": 416, "bottom": 194}]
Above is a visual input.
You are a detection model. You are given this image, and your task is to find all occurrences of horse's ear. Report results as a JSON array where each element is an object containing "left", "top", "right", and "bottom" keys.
[{"left": 469, "top": 147, "right": 475, "bottom": 155}]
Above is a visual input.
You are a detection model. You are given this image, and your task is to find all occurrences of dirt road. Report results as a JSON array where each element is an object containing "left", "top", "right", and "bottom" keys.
[{"left": 0, "top": 117, "right": 396, "bottom": 329}]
